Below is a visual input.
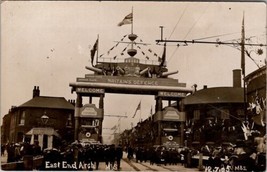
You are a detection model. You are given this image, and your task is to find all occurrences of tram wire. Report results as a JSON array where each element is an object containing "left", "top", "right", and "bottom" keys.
[
  {"left": 168, "top": 4, "right": 210, "bottom": 64},
  {"left": 193, "top": 27, "right": 265, "bottom": 41},
  {"left": 183, "top": 5, "right": 210, "bottom": 40},
  {"left": 168, "top": 4, "right": 189, "bottom": 39}
]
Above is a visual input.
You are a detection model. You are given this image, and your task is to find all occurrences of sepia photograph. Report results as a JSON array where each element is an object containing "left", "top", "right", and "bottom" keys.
[{"left": 1, "top": 0, "right": 266, "bottom": 171}]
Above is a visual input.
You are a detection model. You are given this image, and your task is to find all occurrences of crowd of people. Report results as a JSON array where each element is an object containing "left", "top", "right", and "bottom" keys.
[
  {"left": 41, "top": 142, "right": 124, "bottom": 171},
  {"left": 1, "top": 136, "right": 266, "bottom": 171},
  {"left": 2, "top": 140, "right": 42, "bottom": 163},
  {"left": 126, "top": 136, "right": 266, "bottom": 172}
]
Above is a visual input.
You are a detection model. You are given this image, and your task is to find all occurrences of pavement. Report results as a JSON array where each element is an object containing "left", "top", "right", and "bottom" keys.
[
  {"left": 1, "top": 152, "right": 7, "bottom": 164},
  {"left": 91, "top": 152, "right": 199, "bottom": 171},
  {"left": 1, "top": 151, "right": 199, "bottom": 171}
]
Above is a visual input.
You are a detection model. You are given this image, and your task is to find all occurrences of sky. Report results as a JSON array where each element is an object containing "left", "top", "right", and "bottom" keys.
[{"left": 1, "top": 1, "right": 266, "bottom": 143}]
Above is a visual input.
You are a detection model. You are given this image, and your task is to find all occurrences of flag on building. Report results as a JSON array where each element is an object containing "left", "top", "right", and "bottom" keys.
[
  {"left": 90, "top": 38, "right": 98, "bottom": 66},
  {"left": 160, "top": 43, "right": 166, "bottom": 67},
  {"left": 132, "top": 101, "right": 141, "bottom": 118},
  {"left": 118, "top": 13, "right": 133, "bottom": 26},
  {"left": 149, "top": 106, "right": 153, "bottom": 120}
]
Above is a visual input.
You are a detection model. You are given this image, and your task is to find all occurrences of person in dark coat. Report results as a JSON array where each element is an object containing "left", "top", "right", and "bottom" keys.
[
  {"left": 103, "top": 145, "right": 110, "bottom": 169},
  {"left": 7, "top": 143, "right": 15, "bottom": 163},
  {"left": 232, "top": 140, "right": 255, "bottom": 171},
  {"left": 94, "top": 145, "right": 102, "bottom": 170},
  {"left": 109, "top": 144, "right": 116, "bottom": 170},
  {"left": 1, "top": 144, "right": 6, "bottom": 156},
  {"left": 32, "top": 140, "right": 42, "bottom": 156},
  {"left": 127, "top": 146, "right": 133, "bottom": 161},
  {"left": 115, "top": 144, "right": 123, "bottom": 170}
]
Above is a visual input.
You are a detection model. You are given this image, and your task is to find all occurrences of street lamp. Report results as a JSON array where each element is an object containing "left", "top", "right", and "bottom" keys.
[{"left": 41, "top": 115, "right": 49, "bottom": 126}]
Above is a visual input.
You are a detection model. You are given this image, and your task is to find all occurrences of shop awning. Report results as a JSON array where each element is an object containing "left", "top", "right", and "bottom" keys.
[{"left": 26, "top": 127, "right": 60, "bottom": 137}]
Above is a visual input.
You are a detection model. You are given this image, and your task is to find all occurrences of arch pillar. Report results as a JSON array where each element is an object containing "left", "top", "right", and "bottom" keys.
[
  {"left": 156, "top": 97, "right": 163, "bottom": 145},
  {"left": 98, "top": 94, "right": 104, "bottom": 143},
  {"left": 74, "top": 94, "right": 82, "bottom": 141}
]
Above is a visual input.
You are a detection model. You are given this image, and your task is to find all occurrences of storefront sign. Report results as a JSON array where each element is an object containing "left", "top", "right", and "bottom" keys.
[
  {"left": 76, "top": 87, "right": 104, "bottom": 94},
  {"left": 162, "top": 107, "right": 185, "bottom": 121},
  {"left": 158, "top": 91, "right": 186, "bottom": 97},
  {"left": 107, "top": 78, "right": 158, "bottom": 85},
  {"left": 81, "top": 107, "right": 97, "bottom": 116},
  {"left": 77, "top": 75, "right": 186, "bottom": 87}
]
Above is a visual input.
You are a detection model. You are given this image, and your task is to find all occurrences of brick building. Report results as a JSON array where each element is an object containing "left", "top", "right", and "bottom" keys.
[
  {"left": 1, "top": 86, "right": 75, "bottom": 147},
  {"left": 245, "top": 65, "right": 266, "bottom": 135},
  {"left": 182, "top": 70, "right": 245, "bottom": 147}
]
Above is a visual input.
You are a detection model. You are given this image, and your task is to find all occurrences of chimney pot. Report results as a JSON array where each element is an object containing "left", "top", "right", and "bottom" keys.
[
  {"left": 33, "top": 86, "right": 40, "bottom": 98},
  {"left": 203, "top": 85, "right": 207, "bottom": 89}
]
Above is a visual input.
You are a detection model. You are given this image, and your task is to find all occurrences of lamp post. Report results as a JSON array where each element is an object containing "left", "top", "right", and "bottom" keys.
[{"left": 41, "top": 114, "right": 49, "bottom": 126}]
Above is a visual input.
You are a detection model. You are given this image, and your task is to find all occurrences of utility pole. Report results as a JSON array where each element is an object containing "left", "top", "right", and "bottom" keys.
[
  {"left": 241, "top": 13, "right": 247, "bottom": 124},
  {"left": 159, "top": 26, "right": 164, "bottom": 41}
]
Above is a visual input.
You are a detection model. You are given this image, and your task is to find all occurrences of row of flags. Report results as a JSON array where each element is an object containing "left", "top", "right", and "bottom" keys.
[
  {"left": 90, "top": 12, "right": 133, "bottom": 66},
  {"left": 90, "top": 12, "right": 167, "bottom": 66}
]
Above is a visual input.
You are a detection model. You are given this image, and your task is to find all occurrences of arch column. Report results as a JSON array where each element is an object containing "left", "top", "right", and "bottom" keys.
[
  {"left": 74, "top": 94, "right": 82, "bottom": 141},
  {"left": 98, "top": 94, "right": 104, "bottom": 143},
  {"left": 179, "top": 99, "right": 185, "bottom": 146},
  {"left": 156, "top": 97, "right": 162, "bottom": 145}
]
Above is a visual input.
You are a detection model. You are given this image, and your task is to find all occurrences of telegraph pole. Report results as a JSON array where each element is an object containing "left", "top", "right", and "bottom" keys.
[
  {"left": 155, "top": 15, "right": 267, "bottom": 125},
  {"left": 241, "top": 13, "right": 247, "bottom": 124}
]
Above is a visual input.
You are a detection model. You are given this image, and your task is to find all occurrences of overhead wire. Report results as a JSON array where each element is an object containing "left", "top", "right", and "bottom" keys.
[
  {"left": 183, "top": 5, "right": 209, "bottom": 40},
  {"left": 169, "top": 4, "right": 210, "bottom": 63},
  {"left": 194, "top": 31, "right": 242, "bottom": 41},
  {"left": 168, "top": 4, "right": 189, "bottom": 39}
]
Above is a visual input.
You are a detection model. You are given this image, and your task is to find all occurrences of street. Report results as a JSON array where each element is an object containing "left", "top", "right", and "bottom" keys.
[{"left": 1, "top": 151, "right": 198, "bottom": 171}]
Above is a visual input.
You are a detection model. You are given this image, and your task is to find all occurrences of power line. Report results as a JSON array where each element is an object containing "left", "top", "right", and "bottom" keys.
[
  {"left": 168, "top": 4, "right": 189, "bottom": 39},
  {"left": 194, "top": 31, "right": 242, "bottom": 41},
  {"left": 156, "top": 39, "right": 266, "bottom": 47},
  {"left": 183, "top": 4, "right": 209, "bottom": 40},
  {"left": 168, "top": 4, "right": 209, "bottom": 63}
]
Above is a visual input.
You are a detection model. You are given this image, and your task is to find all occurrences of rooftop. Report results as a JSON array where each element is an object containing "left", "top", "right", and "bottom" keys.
[
  {"left": 183, "top": 87, "right": 244, "bottom": 105},
  {"left": 19, "top": 96, "right": 74, "bottom": 110}
]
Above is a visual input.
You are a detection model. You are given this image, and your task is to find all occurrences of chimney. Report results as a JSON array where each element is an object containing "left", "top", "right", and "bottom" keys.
[
  {"left": 233, "top": 69, "right": 241, "bottom": 88},
  {"left": 36, "top": 86, "right": 40, "bottom": 96},
  {"left": 203, "top": 85, "right": 208, "bottom": 89},
  {"left": 193, "top": 84, "right": 197, "bottom": 92},
  {"left": 33, "top": 86, "right": 40, "bottom": 98}
]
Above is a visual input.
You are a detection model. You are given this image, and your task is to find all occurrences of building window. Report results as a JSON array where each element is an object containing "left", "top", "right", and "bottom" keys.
[
  {"left": 193, "top": 110, "right": 200, "bottom": 120},
  {"left": 221, "top": 109, "right": 230, "bottom": 119},
  {"left": 34, "top": 134, "right": 38, "bottom": 141},
  {"left": 19, "top": 111, "right": 26, "bottom": 125},
  {"left": 66, "top": 114, "right": 72, "bottom": 128}
]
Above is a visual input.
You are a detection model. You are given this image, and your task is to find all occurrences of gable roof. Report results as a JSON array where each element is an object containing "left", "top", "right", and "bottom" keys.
[
  {"left": 183, "top": 87, "right": 244, "bottom": 105},
  {"left": 19, "top": 96, "right": 74, "bottom": 110}
]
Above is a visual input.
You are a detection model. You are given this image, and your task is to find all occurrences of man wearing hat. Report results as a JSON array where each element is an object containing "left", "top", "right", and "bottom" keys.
[{"left": 232, "top": 140, "right": 255, "bottom": 171}]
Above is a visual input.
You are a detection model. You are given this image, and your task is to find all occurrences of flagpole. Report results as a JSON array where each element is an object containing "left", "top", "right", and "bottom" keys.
[
  {"left": 96, "top": 34, "right": 99, "bottom": 65},
  {"left": 241, "top": 12, "right": 247, "bottom": 124},
  {"left": 131, "top": 6, "right": 133, "bottom": 35}
]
